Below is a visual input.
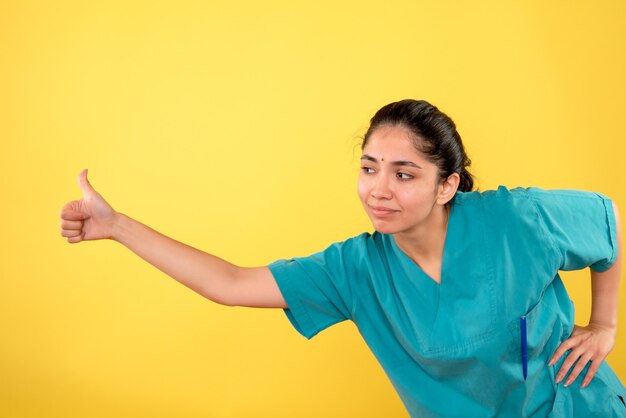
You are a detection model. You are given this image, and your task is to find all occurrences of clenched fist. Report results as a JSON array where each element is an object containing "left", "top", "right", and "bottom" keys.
[{"left": 59, "top": 170, "right": 118, "bottom": 243}]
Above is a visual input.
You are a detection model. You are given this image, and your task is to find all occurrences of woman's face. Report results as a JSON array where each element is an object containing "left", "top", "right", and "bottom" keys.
[{"left": 357, "top": 124, "right": 445, "bottom": 236}]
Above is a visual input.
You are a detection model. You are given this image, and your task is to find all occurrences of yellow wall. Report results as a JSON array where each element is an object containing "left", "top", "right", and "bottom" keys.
[{"left": 1, "top": 1, "right": 625, "bottom": 416}]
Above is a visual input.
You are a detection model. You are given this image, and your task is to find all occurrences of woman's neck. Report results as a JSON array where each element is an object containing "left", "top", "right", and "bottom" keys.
[{"left": 393, "top": 204, "right": 450, "bottom": 265}]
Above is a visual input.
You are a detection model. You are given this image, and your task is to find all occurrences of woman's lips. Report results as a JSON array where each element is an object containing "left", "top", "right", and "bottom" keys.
[{"left": 370, "top": 205, "right": 398, "bottom": 217}]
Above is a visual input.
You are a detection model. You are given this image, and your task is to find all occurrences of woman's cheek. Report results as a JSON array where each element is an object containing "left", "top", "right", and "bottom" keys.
[{"left": 357, "top": 177, "right": 370, "bottom": 202}]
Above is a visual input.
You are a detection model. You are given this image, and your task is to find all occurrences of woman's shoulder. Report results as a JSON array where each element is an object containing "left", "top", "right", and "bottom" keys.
[
  {"left": 454, "top": 185, "right": 610, "bottom": 207},
  {"left": 452, "top": 186, "right": 533, "bottom": 212},
  {"left": 451, "top": 187, "right": 544, "bottom": 224},
  {"left": 452, "top": 186, "right": 613, "bottom": 232}
]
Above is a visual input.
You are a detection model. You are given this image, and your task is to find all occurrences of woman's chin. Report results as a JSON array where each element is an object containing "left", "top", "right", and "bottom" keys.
[{"left": 371, "top": 221, "right": 399, "bottom": 235}]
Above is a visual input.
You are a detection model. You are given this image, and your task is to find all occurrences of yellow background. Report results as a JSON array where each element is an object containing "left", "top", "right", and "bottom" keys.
[{"left": 1, "top": 1, "right": 625, "bottom": 416}]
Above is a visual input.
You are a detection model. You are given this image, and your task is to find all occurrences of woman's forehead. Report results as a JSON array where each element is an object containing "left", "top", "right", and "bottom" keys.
[{"left": 363, "top": 125, "right": 427, "bottom": 161}]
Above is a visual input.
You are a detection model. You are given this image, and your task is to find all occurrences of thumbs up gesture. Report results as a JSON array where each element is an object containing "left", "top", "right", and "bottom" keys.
[{"left": 60, "top": 170, "right": 118, "bottom": 243}]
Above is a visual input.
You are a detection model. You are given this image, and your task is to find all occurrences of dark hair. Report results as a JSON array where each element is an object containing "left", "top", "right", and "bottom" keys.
[{"left": 362, "top": 99, "right": 474, "bottom": 193}]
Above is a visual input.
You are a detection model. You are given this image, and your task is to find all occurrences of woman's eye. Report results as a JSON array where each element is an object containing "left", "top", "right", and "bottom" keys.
[
  {"left": 397, "top": 172, "right": 414, "bottom": 180},
  {"left": 361, "top": 166, "right": 375, "bottom": 174}
]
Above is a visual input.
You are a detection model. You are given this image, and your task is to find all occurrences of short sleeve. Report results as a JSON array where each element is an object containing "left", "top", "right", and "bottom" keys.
[
  {"left": 529, "top": 188, "right": 618, "bottom": 272},
  {"left": 268, "top": 237, "right": 360, "bottom": 339}
]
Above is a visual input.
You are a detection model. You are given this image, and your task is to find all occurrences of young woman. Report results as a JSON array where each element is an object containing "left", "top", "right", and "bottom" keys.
[{"left": 60, "top": 99, "right": 625, "bottom": 417}]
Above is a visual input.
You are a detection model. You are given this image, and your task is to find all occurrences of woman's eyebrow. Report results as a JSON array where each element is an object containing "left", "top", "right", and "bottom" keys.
[{"left": 360, "top": 154, "right": 422, "bottom": 169}]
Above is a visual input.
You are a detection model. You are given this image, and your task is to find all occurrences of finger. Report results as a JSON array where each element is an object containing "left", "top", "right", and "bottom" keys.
[
  {"left": 78, "top": 169, "right": 98, "bottom": 198},
  {"left": 61, "top": 229, "right": 82, "bottom": 238},
  {"left": 67, "top": 234, "right": 83, "bottom": 244},
  {"left": 548, "top": 338, "right": 577, "bottom": 366},
  {"left": 60, "top": 208, "right": 90, "bottom": 221},
  {"left": 60, "top": 219, "right": 83, "bottom": 230},
  {"left": 582, "top": 359, "right": 602, "bottom": 388},
  {"left": 555, "top": 349, "right": 582, "bottom": 384},
  {"left": 564, "top": 352, "right": 593, "bottom": 387}
]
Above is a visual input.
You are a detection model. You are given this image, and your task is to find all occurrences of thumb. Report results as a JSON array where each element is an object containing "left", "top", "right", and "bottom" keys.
[{"left": 78, "top": 169, "right": 98, "bottom": 198}]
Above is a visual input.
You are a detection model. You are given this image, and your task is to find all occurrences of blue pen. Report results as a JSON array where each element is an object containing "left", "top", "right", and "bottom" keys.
[{"left": 521, "top": 315, "right": 528, "bottom": 380}]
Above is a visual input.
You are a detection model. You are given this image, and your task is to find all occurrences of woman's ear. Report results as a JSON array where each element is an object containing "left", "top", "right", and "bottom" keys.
[{"left": 436, "top": 173, "right": 460, "bottom": 205}]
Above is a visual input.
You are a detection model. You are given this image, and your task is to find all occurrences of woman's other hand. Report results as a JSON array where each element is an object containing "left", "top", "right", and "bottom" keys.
[
  {"left": 60, "top": 169, "right": 118, "bottom": 243},
  {"left": 548, "top": 323, "right": 616, "bottom": 388}
]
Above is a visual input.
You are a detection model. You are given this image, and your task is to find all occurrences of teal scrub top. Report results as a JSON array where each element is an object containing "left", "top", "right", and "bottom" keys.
[{"left": 268, "top": 186, "right": 626, "bottom": 417}]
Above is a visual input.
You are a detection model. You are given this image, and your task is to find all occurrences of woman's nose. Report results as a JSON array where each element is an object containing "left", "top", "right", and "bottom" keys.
[{"left": 371, "top": 175, "right": 392, "bottom": 199}]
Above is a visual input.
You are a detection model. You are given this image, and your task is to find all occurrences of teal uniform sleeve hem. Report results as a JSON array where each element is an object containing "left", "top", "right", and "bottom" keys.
[
  {"left": 590, "top": 195, "right": 618, "bottom": 272},
  {"left": 268, "top": 260, "right": 323, "bottom": 340}
]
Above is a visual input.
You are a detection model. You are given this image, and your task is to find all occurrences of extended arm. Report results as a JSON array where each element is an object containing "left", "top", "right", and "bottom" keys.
[
  {"left": 60, "top": 170, "right": 287, "bottom": 309},
  {"left": 548, "top": 201, "right": 622, "bottom": 388}
]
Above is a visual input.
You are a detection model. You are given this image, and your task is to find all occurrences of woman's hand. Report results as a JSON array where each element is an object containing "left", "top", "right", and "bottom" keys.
[
  {"left": 60, "top": 169, "right": 118, "bottom": 243},
  {"left": 548, "top": 323, "right": 616, "bottom": 388}
]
